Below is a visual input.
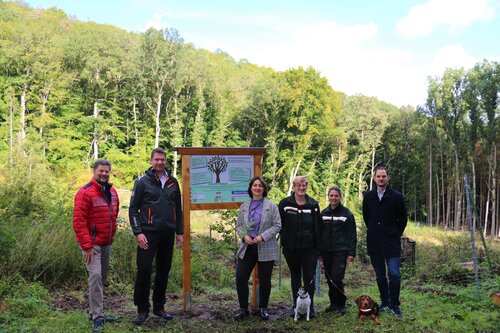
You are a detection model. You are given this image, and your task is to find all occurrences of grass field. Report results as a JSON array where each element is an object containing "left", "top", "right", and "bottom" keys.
[{"left": 1, "top": 208, "right": 499, "bottom": 333}]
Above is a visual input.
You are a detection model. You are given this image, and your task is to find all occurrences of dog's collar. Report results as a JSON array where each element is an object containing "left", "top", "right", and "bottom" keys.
[
  {"left": 360, "top": 308, "right": 373, "bottom": 313},
  {"left": 299, "top": 295, "right": 309, "bottom": 299}
]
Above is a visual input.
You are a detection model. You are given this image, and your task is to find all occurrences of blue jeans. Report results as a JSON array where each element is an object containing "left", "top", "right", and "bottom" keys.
[{"left": 370, "top": 255, "right": 401, "bottom": 308}]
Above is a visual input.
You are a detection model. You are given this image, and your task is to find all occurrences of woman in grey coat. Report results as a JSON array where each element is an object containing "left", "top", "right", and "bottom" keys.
[{"left": 234, "top": 176, "right": 281, "bottom": 320}]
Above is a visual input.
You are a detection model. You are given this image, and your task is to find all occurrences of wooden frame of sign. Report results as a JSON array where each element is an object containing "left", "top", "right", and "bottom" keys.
[{"left": 173, "top": 147, "right": 268, "bottom": 312}]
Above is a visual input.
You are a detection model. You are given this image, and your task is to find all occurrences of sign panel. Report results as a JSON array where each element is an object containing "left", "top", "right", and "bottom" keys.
[{"left": 190, "top": 155, "right": 253, "bottom": 203}]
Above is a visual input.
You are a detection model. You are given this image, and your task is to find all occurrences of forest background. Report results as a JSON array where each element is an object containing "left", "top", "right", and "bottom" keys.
[{"left": 0, "top": 2, "right": 499, "bottom": 332}]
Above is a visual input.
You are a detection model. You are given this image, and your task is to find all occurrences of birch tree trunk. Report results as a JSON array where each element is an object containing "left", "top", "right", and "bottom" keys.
[
  {"left": 440, "top": 143, "right": 446, "bottom": 228},
  {"left": 489, "top": 146, "right": 497, "bottom": 237},
  {"left": 471, "top": 161, "right": 477, "bottom": 231},
  {"left": 428, "top": 140, "right": 433, "bottom": 226},
  {"left": 435, "top": 173, "right": 440, "bottom": 227},
  {"left": 154, "top": 92, "right": 162, "bottom": 148},
  {"left": 369, "top": 146, "right": 376, "bottom": 191},
  {"left": 20, "top": 88, "right": 26, "bottom": 140},
  {"left": 9, "top": 88, "right": 14, "bottom": 169},
  {"left": 453, "top": 148, "right": 462, "bottom": 231},
  {"left": 93, "top": 100, "right": 99, "bottom": 160},
  {"left": 133, "top": 97, "right": 139, "bottom": 146},
  {"left": 287, "top": 160, "right": 301, "bottom": 196}
]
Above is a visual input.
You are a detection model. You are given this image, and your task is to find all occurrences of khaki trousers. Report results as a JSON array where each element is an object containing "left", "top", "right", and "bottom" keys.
[{"left": 82, "top": 244, "right": 111, "bottom": 320}]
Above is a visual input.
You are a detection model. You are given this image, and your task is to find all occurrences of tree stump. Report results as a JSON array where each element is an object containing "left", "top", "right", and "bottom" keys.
[{"left": 400, "top": 236, "right": 416, "bottom": 268}]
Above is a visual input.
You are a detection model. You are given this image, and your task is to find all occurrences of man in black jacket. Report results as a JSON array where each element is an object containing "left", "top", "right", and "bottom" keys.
[
  {"left": 129, "top": 148, "right": 183, "bottom": 325},
  {"left": 362, "top": 166, "right": 407, "bottom": 318}
]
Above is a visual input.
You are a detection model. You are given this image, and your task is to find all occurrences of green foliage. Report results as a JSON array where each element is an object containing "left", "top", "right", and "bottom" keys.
[
  {"left": 3, "top": 213, "right": 85, "bottom": 288},
  {"left": 107, "top": 227, "right": 137, "bottom": 288},
  {"left": 0, "top": 275, "right": 52, "bottom": 321}
]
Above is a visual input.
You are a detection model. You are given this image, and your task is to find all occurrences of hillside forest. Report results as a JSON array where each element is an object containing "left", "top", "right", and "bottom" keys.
[{"left": 0, "top": 1, "right": 499, "bottom": 237}]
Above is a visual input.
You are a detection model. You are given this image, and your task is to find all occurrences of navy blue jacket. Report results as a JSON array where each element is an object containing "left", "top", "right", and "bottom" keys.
[{"left": 362, "top": 188, "right": 407, "bottom": 258}]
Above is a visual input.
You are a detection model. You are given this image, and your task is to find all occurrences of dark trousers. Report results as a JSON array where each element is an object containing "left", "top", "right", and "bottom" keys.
[
  {"left": 370, "top": 255, "right": 401, "bottom": 307},
  {"left": 321, "top": 250, "right": 348, "bottom": 307},
  {"left": 134, "top": 230, "right": 175, "bottom": 313},
  {"left": 235, "top": 245, "right": 275, "bottom": 309},
  {"left": 283, "top": 247, "right": 318, "bottom": 307}
]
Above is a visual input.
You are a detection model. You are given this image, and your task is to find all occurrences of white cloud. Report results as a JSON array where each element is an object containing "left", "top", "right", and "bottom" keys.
[
  {"left": 427, "top": 44, "right": 477, "bottom": 75},
  {"left": 142, "top": 8, "right": 488, "bottom": 107},
  {"left": 397, "top": 0, "right": 495, "bottom": 38},
  {"left": 215, "top": 20, "right": 424, "bottom": 107},
  {"left": 144, "top": 12, "right": 168, "bottom": 30}
]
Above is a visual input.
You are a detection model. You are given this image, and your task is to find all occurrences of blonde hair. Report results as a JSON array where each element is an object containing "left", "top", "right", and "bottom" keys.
[{"left": 292, "top": 176, "right": 308, "bottom": 188}]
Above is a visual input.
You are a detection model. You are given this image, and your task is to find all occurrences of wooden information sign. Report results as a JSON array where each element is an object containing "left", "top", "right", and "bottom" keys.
[{"left": 173, "top": 147, "right": 268, "bottom": 311}]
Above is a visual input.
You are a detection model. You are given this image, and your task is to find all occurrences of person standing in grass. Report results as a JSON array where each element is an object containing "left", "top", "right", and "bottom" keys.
[
  {"left": 73, "top": 159, "right": 120, "bottom": 333},
  {"left": 362, "top": 166, "right": 407, "bottom": 318},
  {"left": 278, "top": 176, "right": 321, "bottom": 318},
  {"left": 319, "top": 186, "right": 357, "bottom": 315},
  {"left": 129, "top": 147, "right": 183, "bottom": 325},
  {"left": 234, "top": 176, "right": 281, "bottom": 321}
]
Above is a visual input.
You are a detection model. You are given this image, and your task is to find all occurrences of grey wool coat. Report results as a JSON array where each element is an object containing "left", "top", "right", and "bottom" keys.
[{"left": 236, "top": 197, "right": 282, "bottom": 261}]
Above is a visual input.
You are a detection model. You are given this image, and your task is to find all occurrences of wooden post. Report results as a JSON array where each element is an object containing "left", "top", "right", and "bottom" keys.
[
  {"left": 251, "top": 265, "right": 259, "bottom": 309},
  {"left": 182, "top": 154, "right": 191, "bottom": 311}
]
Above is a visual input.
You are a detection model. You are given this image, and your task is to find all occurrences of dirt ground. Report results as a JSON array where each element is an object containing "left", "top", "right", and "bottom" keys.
[{"left": 50, "top": 290, "right": 296, "bottom": 326}]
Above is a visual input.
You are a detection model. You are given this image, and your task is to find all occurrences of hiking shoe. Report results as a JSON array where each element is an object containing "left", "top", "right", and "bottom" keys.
[
  {"left": 89, "top": 315, "right": 118, "bottom": 322},
  {"left": 259, "top": 308, "right": 269, "bottom": 321},
  {"left": 390, "top": 307, "right": 403, "bottom": 318},
  {"left": 133, "top": 312, "right": 149, "bottom": 325},
  {"left": 103, "top": 315, "right": 118, "bottom": 322},
  {"left": 379, "top": 305, "right": 390, "bottom": 313},
  {"left": 92, "top": 318, "right": 104, "bottom": 333},
  {"left": 325, "top": 304, "right": 337, "bottom": 313},
  {"left": 337, "top": 306, "right": 347, "bottom": 315},
  {"left": 152, "top": 309, "right": 173, "bottom": 320},
  {"left": 234, "top": 308, "right": 249, "bottom": 320}
]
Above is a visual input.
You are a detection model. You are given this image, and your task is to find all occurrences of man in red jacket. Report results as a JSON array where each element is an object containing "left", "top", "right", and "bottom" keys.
[{"left": 73, "top": 159, "right": 120, "bottom": 332}]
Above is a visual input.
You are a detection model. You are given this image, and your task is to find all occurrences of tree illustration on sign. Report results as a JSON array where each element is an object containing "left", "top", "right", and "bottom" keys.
[{"left": 207, "top": 156, "right": 228, "bottom": 184}]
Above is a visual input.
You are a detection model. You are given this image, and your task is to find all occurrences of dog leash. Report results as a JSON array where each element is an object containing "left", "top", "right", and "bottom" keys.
[{"left": 323, "top": 270, "right": 358, "bottom": 307}]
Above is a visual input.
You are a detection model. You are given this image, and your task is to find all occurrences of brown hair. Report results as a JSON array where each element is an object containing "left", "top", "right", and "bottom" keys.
[
  {"left": 93, "top": 159, "right": 111, "bottom": 171},
  {"left": 247, "top": 176, "right": 269, "bottom": 198},
  {"left": 327, "top": 186, "right": 342, "bottom": 197},
  {"left": 150, "top": 147, "right": 167, "bottom": 159},
  {"left": 374, "top": 165, "right": 388, "bottom": 174}
]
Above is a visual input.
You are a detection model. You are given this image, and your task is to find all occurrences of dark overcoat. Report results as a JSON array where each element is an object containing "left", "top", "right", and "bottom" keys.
[{"left": 362, "top": 188, "right": 407, "bottom": 258}]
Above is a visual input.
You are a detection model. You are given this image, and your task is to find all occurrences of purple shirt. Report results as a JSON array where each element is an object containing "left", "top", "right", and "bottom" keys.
[{"left": 248, "top": 198, "right": 264, "bottom": 238}]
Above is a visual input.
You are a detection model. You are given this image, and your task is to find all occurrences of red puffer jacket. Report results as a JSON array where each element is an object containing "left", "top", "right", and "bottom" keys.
[{"left": 73, "top": 178, "right": 119, "bottom": 250}]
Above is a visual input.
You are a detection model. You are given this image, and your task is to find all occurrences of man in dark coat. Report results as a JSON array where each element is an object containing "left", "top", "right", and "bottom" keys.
[
  {"left": 362, "top": 166, "right": 407, "bottom": 318},
  {"left": 129, "top": 148, "right": 183, "bottom": 325}
]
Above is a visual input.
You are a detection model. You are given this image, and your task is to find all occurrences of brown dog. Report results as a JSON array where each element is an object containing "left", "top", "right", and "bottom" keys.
[
  {"left": 490, "top": 293, "right": 500, "bottom": 306},
  {"left": 355, "top": 295, "right": 381, "bottom": 325}
]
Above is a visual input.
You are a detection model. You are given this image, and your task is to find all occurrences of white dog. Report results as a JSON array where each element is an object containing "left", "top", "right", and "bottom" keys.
[{"left": 294, "top": 287, "right": 311, "bottom": 321}]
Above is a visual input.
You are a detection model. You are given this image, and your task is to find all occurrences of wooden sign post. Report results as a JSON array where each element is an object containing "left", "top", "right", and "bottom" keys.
[{"left": 173, "top": 147, "right": 268, "bottom": 312}]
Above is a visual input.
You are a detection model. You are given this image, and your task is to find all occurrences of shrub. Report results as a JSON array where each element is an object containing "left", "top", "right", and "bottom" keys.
[{"left": 0, "top": 275, "right": 52, "bottom": 320}]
